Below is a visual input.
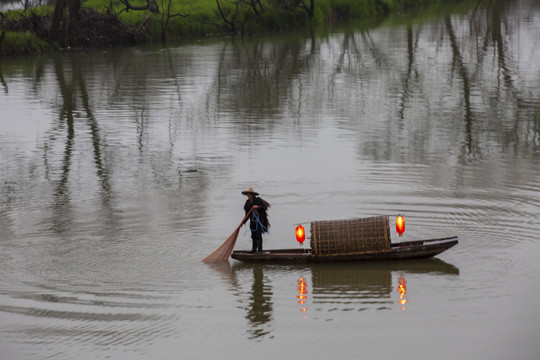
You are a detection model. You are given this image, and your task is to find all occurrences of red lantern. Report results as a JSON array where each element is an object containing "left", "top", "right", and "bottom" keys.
[
  {"left": 295, "top": 225, "right": 305, "bottom": 245},
  {"left": 396, "top": 215, "right": 405, "bottom": 237}
]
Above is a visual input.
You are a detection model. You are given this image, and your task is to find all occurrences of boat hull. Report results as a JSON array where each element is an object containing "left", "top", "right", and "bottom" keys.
[{"left": 231, "top": 236, "right": 458, "bottom": 263}]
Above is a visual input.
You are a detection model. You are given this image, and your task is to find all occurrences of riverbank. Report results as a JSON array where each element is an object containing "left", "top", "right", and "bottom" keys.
[{"left": 0, "top": 0, "right": 471, "bottom": 57}]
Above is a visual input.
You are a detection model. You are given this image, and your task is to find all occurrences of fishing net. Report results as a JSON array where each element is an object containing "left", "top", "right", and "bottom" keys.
[{"left": 202, "top": 209, "right": 253, "bottom": 263}]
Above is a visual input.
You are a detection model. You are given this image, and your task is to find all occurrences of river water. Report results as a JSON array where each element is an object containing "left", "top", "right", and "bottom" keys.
[{"left": 1, "top": 1, "right": 539, "bottom": 359}]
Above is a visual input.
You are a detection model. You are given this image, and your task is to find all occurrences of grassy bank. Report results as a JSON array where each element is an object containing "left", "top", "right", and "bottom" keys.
[
  {"left": 0, "top": 0, "right": 467, "bottom": 56},
  {"left": 94, "top": 0, "right": 427, "bottom": 39},
  {"left": 0, "top": 30, "right": 53, "bottom": 57}
]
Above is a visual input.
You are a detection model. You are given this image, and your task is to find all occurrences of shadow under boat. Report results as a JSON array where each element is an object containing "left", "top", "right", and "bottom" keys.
[{"left": 231, "top": 256, "right": 459, "bottom": 276}]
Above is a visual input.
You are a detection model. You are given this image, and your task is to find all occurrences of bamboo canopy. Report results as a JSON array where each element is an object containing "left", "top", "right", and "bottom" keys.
[{"left": 310, "top": 216, "right": 391, "bottom": 256}]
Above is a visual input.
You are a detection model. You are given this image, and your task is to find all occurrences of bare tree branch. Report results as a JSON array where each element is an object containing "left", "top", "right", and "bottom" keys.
[
  {"left": 159, "top": 0, "right": 190, "bottom": 42},
  {"left": 120, "top": 0, "right": 159, "bottom": 13}
]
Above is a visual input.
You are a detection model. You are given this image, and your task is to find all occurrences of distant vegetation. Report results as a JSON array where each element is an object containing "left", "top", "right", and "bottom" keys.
[{"left": 0, "top": 0, "right": 470, "bottom": 56}]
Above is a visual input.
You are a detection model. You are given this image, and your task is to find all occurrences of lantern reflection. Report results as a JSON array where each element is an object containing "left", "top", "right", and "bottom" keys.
[
  {"left": 297, "top": 277, "right": 308, "bottom": 316},
  {"left": 396, "top": 276, "right": 408, "bottom": 310}
]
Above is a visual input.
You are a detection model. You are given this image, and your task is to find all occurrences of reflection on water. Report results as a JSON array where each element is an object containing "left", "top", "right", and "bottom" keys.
[
  {"left": 230, "top": 258, "right": 459, "bottom": 335},
  {"left": 397, "top": 276, "right": 408, "bottom": 310},
  {"left": 297, "top": 277, "right": 308, "bottom": 316},
  {"left": 311, "top": 263, "right": 393, "bottom": 311},
  {"left": 246, "top": 267, "right": 273, "bottom": 339},
  {"left": 309, "top": 260, "right": 459, "bottom": 314}
]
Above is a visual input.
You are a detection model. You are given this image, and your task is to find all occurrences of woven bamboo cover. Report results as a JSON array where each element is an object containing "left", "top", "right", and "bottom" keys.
[{"left": 310, "top": 216, "right": 391, "bottom": 256}]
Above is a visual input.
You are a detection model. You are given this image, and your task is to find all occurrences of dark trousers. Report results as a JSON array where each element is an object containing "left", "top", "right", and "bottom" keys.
[{"left": 251, "top": 229, "right": 263, "bottom": 252}]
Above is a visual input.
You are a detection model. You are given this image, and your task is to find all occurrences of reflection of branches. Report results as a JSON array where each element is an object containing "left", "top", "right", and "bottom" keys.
[
  {"left": 532, "top": 109, "right": 540, "bottom": 152},
  {"left": 490, "top": 0, "right": 517, "bottom": 94},
  {"left": 221, "top": 36, "right": 310, "bottom": 122},
  {"left": 335, "top": 31, "right": 360, "bottom": 75},
  {"left": 360, "top": 30, "right": 392, "bottom": 69},
  {"left": 0, "top": 66, "right": 7, "bottom": 94},
  {"left": 135, "top": 108, "right": 147, "bottom": 154},
  {"left": 72, "top": 56, "right": 112, "bottom": 199},
  {"left": 468, "top": 0, "right": 535, "bottom": 157},
  {"left": 488, "top": 0, "right": 524, "bottom": 154},
  {"left": 49, "top": 55, "right": 76, "bottom": 232},
  {"left": 45, "top": 54, "right": 116, "bottom": 231},
  {"left": 328, "top": 29, "right": 360, "bottom": 101},
  {"left": 398, "top": 24, "right": 417, "bottom": 123},
  {"left": 446, "top": 16, "right": 477, "bottom": 160}
]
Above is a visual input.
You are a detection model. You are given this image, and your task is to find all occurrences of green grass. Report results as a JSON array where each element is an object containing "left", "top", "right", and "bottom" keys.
[
  {"left": 0, "top": 0, "right": 481, "bottom": 56},
  {"left": 83, "top": 0, "right": 320, "bottom": 40},
  {"left": 0, "top": 30, "right": 53, "bottom": 56},
  {"left": 1, "top": 5, "right": 52, "bottom": 20}
]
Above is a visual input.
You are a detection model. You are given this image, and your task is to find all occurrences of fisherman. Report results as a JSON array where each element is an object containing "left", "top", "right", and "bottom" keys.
[{"left": 242, "top": 188, "right": 270, "bottom": 253}]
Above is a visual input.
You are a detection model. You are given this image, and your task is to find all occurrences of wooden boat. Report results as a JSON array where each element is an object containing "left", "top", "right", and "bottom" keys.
[
  {"left": 231, "top": 216, "right": 458, "bottom": 263},
  {"left": 231, "top": 236, "right": 458, "bottom": 263}
]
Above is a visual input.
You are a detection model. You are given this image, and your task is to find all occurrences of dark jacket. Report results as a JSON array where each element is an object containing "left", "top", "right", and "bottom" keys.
[{"left": 243, "top": 197, "right": 270, "bottom": 232}]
